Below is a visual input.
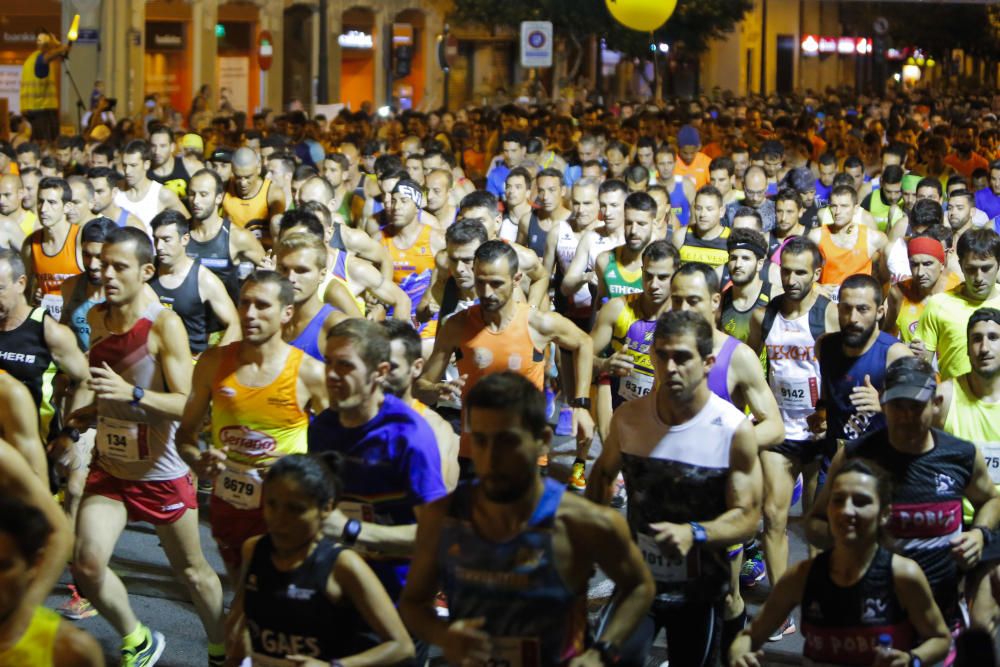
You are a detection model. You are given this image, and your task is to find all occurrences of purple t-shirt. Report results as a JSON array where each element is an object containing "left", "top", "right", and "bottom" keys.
[
  {"left": 308, "top": 393, "right": 446, "bottom": 598},
  {"left": 975, "top": 187, "right": 1000, "bottom": 222}
]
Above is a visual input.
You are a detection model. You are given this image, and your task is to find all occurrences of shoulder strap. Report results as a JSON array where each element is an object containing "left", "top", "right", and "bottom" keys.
[
  {"left": 808, "top": 294, "right": 830, "bottom": 340},
  {"left": 760, "top": 294, "right": 783, "bottom": 343}
]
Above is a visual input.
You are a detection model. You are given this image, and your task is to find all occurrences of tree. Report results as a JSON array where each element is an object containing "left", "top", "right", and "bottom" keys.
[{"left": 449, "top": 0, "right": 753, "bottom": 84}]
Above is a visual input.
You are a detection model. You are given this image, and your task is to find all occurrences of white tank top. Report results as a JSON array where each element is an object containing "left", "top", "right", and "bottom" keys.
[
  {"left": 764, "top": 308, "right": 822, "bottom": 441},
  {"left": 886, "top": 237, "right": 911, "bottom": 285},
  {"left": 114, "top": 180, "right": 162, "bottom": 232}
]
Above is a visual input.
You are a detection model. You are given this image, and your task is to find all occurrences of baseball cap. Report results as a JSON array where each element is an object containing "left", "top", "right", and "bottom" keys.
[
  {"left": 209, "top": 147, "right": 233, "bottom": 163},
  {"left": 677, "top": 125, "right": 700, "bottom": 148},
  {"left": 881, "top": 362, "right": 936, "bottom": 404},
  {"left": 180, "top": 133, "right": 204, "bottom": 153},
  {"left": 89, "top": 125, "right": 111, "bottom": 142}
]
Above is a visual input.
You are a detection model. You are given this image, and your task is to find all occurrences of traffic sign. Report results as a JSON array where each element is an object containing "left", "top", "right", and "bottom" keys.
[{"left": 520, "top": 21, "right": 552, "bottom": 68}]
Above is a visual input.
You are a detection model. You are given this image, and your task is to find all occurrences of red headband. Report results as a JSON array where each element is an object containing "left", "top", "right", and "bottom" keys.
[{"left": 907, "top": 237, "right": 945, "bottom": 264}]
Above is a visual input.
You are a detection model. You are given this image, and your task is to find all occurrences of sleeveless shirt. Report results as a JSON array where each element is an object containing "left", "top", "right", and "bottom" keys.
[
  {"left": 0, "top": 606, "right": 60, "bottom": 667},
  {"left": 187, "top": 219, "right": 239, "bottom": 302},
  {"left": 707, "top": 335, "right": 740, "bottom": 404},
  {"left": 150, "top": 260, "right": 210, "bottom": 355},
  {"left": 819, "top": 225, "right": 873, "bottom": 288},
  {"left": 819, "top": 332, "right": 895, "bottom": 443},
  {"left": 30, "top": 224, "right": 82, "bottom": 320},
  {"left": 291, "top": 304, "right": 335, "bottom": 361},
  {"left": 114, "top": 180, "right": 162, "bottom": 229},
  {"left": 609, "top": 294, "right": 656, "bottom": 409}
]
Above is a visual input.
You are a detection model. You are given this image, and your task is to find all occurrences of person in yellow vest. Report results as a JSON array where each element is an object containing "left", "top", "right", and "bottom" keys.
[{"left": 20, "top": 31, "right": 69, "bottom": 143}]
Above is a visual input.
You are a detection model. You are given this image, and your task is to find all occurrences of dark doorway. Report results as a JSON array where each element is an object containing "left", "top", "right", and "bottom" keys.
[
  {"left": 283, "top": 5, "right": 314, "bottom": 108},
  {"left": 776, "top": 35, "right": 794, "bottom": 93}
]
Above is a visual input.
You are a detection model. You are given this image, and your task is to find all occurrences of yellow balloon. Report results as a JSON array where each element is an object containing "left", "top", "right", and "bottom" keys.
[{"left": 606, "top": 0, "right": 678, "bottom": 32}]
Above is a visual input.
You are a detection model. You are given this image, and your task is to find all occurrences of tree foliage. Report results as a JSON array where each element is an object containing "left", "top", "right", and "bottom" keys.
[{"left": 448, "top": 0, "right": 753, "bottom": 57}]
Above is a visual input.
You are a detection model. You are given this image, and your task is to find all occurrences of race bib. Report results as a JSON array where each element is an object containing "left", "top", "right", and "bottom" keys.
[
  {"left": 340, "top": 500, "right": 377, "bottom": 523},
  {"left": 619, "top": 372, "right": 654, "bottom": 402},
  {"left": 980, "top": 442, "right": 1000, "bottom": 485},
  {"left": 488, "top": 637, "right": 541, "bottom": 667},
  {"left": 96, "top": 416, "right": 147, "bottom": 462},
  {"left": 637, "top": 532, "right": 695, "bottom": 583},
  {"left": 214, "top": 462, "right": 263, "bottom": 510},
  {"left": 41, "top": 293, "right": 63, "bottom": 320},
  {"left": 775, "top": 377, "right": 819, "bottom": 410}
]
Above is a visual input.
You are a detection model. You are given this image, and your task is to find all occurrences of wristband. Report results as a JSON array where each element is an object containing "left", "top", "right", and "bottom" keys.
[
  {"left": 341, "top": 518, "right": 362, "bottom": 546},
  {"left": 130, "top": 385, "right": 145, "bottom": 407},
  {"left": 570, "top": 397, "right": 591, "bottom": 410}
]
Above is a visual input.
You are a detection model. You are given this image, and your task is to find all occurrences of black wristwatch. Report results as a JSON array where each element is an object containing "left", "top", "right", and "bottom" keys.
[
  {"left": 570, "top": 397, "right": 591, "bottom": 410},
  {"left": 909, "top": 654, "right": 922, "bottom": 667},
  {"left": 341, "top": 518, "right": 362, "bottom": 546},
  {"left": 130, "top": 385, "right": 145, "bottom": 407},
  {"left": 60, "top": 426, "right": 81, "bottom": 443},
  {"left": 592, "top": 640, "right": 621, "bottom": 666}
]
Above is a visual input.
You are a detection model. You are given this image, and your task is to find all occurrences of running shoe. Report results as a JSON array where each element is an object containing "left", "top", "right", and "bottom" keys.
[
  {"left": 208, "top": 653, "right": 225, "bottom": 667},
  {"left": 768, "top": 616, "right": 796, "bottom": 642},
  {"left": 58, "top": 585, "right": 98, "bottom": 620},
  {"left": 610, "top": 473, "right": 627, "bottom": 508},
  {"left": 791, "top": 473, "right": 804, "bottom": 507},
  {"left": 739, "top": 554, "right": 766, "bottom": 588},
  {"left": 121, "top": 628, "right": 165, "bottom": 667},
  {"left": 569, "top": 461, "right": 587, "bottom": 491}
]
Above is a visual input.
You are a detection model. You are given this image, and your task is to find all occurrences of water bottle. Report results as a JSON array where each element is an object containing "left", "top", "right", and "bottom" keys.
[{"left": 876, "top": 633, "right": 893, "bottom": 659}]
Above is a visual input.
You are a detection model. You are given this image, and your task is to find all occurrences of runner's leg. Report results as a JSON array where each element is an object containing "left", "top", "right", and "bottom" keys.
[{"left": 72, "top": 493, "right": 134, "bottom": 634}]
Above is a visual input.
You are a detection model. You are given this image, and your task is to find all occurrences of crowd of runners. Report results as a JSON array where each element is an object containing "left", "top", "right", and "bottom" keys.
[{"left": 1, "top": 89, "right": 1000, "bottom": 666}]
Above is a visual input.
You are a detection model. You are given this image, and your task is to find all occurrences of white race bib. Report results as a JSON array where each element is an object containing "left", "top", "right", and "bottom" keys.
[
  {"left": 618, "top": 372, "right": 654, "bottom": 402},
  {"left": 41, "top": 293, "right": 64, "bottom": 321},
  {"left": 96, "top": 416, "right": 146, "bottom": 462},
  {"left": 637, "top": 532, "right": 693, "bottom": 583},
  {"left": 775, "top": 377, "right": 819, "bottom": 410},
  {"left": 339, "top": 500, "right": 376, "bottom": 523},
  {"left": 488, "top": 637, "right": 541, "bottom": 667},
  {"left": 213, "top": 462, "right": 263, "bottom": 510},
  {"left": 980, "top": 442, "right": 1000, "bottom": 485}
]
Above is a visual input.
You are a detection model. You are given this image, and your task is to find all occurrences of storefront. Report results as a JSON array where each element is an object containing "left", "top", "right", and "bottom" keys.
[
  {"left": 145, "top": 0, "right": 193, "bottom": 116},
  {"left": 0, "top": 4, "right": 61, "bottom": 115},
  {"left": 340, "top": 7, "right": 376, "bottom": 112},
  {"left": 217, "top": 1, "right": 260, "bottom": 116}
]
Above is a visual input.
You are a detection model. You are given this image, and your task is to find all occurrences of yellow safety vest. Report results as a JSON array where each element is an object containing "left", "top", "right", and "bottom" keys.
[{"left": 20, "top": 51, "right": 58, "bottom": 112}]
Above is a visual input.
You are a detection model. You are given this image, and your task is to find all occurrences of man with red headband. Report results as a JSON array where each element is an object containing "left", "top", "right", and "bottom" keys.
[{"left": 884, "top": 228, "right": 960, "bottom": 353}]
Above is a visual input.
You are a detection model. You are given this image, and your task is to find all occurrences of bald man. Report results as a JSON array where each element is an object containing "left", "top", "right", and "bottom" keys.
[
  {"left": 222, "top": 147, "right": 285, "bottom": 248},
  {"left": 296, "top": 176, "right": 393, "bottom": 281},
  {"left": 0, "top": 174, "right": 37, "bottom": 244}
]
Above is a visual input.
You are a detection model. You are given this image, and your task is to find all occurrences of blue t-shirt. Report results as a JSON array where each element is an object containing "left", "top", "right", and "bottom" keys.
[
  {"left": 486, "top": 162, "right": 511, "bottom": 197},
  {"left": 308, "top": 393, "right": 446, "bottom": 598},
  {"left": 976, "top": 187, "right": 1000, "bottom": 222}
]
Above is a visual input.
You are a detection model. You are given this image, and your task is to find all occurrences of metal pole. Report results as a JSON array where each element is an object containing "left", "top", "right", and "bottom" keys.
[
  {"left": 317, "top": 0, "right": 329, "bottom": 104},
  {"left": 442, "top": 24, "right": 450, "bottom": 111}
]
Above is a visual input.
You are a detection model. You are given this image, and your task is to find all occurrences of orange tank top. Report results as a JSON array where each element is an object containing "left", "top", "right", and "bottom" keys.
[
  {"left": 31, "top": 224, "right": 82, "bottom": 296},
  {"left": 211, "top": 343, "right": 309, "bottom": 467},
  {"left": 381, "top": 222, "right": 437, "bottom": 285},
  {"left": 222, "top": 179, "right": 272, "bottom": 237},
  {"left": 819, "top": 224, "right": 872, "bottom": 286}
]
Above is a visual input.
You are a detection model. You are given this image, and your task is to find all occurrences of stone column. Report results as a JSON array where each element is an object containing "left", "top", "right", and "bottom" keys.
[
  {"left": 258, "top": 0, "right": 283, "bottom": 113},
  {"left": 372, "top": 5, "right": 389, "bottom": 107},
  {"left": 191, "top": 0, "right": 219, "bottom": 101},
  {"left": 422, "top": 10, "right": 444, "bottom": 111}
]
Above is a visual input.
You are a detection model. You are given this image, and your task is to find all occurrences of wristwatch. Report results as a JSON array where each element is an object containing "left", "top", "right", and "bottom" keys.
[
  {"left": 570, "top": 397, "right": 591, "bottom": 410},
  {"left": 909, "top": 654, "right": 922, "bottom": 667},
  {"left": 130, "top": 385, "right": 145, "bottom": 407},
  {"left": 341, "top": 518, "right": 362, "bottom": 546},
  {"left": 690, "top": 522, "right": 708, "bottom": 545},
  {"left": 592, "top": 640, "right": 621, "bottom": 666},
  {"left": 60, "top": 426, "right": 81, "bottom": 443}
]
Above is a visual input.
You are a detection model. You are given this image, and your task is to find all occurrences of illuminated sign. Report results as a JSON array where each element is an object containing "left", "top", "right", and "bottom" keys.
[
  {"left": 818, "top": 37, "right": 837, "bottom": 53},
  {"left": 802, "top": 35, "right": 874, "bottom": 56},
  {"left": 801, "top": 34, "right": 819, "bottom": 55},
  {"left": 338, "top": 30, "right": 373, "bottom": 49}
]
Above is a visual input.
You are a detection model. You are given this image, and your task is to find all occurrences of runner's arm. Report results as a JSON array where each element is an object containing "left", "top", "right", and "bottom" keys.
[
  {"left": 560, "top": 233, "right": 593, "bottom": 297},
  {"left": 44, "top": 316, "right": 93, "bottom": 414},
  {"left": 322, "top": 278, "right": 365, "bottom": 319},
  {"left": 892, "top": 555, "right": 952, "bottom": 666},
  {"left": 398, "top": 498, "right": 456, "bottom": 647},
  {"left": 0, "top": 439, "right": 72, "bottom": 609},
  {"left": 415, "top": 315, "right": 461, "bottom": 405},
  {"left": 344, "top": 227, "right": 394, "bottom": 282},
  {"left": 198, "top": 267, "right": 241, "bottom": 346},
  {"left": 732, "top": 343, "right": 785, "bottom": 448},
  {"left": 0, "top": 377, "right": 47, "bottom": 479},
  {"left": 140, "top": 310, "right": 194, "bottom": 417},
  {"left": 584, "top": 407, "right": 625, "bottom": 505},
  {"left": 159, "top": 186, "right": 190, "bottom": 216},
  {"left": 230, "top": 224, "right": 266, "bottom": 267},
  {"left": 701, "top": 419, "right": 762, "bottom": 547},
  {"left": 328, "top": 550, "right": 415, "bottom": 666},
  {"left": 176, "top": 348, "right": 220, "bottom": 468},
  {"left": 52, "top": 621, "right": 104, "bottom": 667},
  {"left": 351, "top": 260, "right": 412, "bottom": 321},
  {"left": 746, "top": 305, "right": 765, "bottom": 354},
  {"left": 730, "top": 559, "right": 810, "bottom": 661},
  {"left": 321, "top": 508, "right": 419, "bottom": 558},
  {"left": 805, "top": 445, "right": 848, "bottom": 550},
  {"left": 519, "top": 247, "right": 550, "bottom": 309},
  {"left": 298, "top": 355, "right": 330, "bottom": 415}
]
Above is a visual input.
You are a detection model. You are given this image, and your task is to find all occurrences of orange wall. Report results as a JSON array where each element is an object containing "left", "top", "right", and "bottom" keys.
[{"left": 341, "top": 54, "right": 374, "bottom": 111}]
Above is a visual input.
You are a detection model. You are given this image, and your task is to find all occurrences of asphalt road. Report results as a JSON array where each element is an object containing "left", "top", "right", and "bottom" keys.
[{"left": 46, "top": 429, "right": 812, "bottom": 666}]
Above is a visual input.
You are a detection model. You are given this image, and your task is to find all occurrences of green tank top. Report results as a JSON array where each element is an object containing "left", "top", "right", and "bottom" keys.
[
  {"left": 866, "top": 190, "right": 904, "bottom": 233},
  {"left": 604, "top": 250, "right": 643, "bottom": 298}
]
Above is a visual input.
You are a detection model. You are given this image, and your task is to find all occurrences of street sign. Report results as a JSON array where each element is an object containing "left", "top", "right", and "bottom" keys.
[
  {"left": 258, "top": 30, "right": 273, "bottom": 71},
  {"left": 76, "top": 28, "right": 99, "bottom": 44},
  {"left": 520, "top": 21, "right": 552, "bottom": 68},
  {"left": 873, "top": 17, "right": 889, "bottom": 35}
]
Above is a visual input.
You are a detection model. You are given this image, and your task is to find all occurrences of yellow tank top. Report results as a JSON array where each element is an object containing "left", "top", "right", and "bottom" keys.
[
  {"left": 222, "top": 179, "right": 272, "bottom": 238},
  {"left": 0, "top": 606, "right": 59, "bottom": 667},
  {"left": 211, "top": 343, "right": 309, "bottom": 467},
  {"left": 610, "top": 293, "right": 657, "bottom": 403},
  {"left": 945, "top": 375, "right": 1000, "bottom": 523},
  {"left": 18, "top": 211, "right": 37, "bottom": 238},
  {"left": 318, "top": 249, "right": 366, "bottom": 316},
  {"left": 896, "top": 273, "right": 962, "bottom": 343}
]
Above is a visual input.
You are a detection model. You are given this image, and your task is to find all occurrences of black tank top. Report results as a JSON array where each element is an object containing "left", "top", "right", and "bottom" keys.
[
  {"left": 148, "top": 159, "right": 191, "bottom": 195},
  {"left": 150, "top": 261, "right": 209, "bottom": 354},
  {"left": 0, "top": 307, "right": 55, "bottom": 409},
  {"left": 846, "top": 428, "right": 976, "bottom": 624},
  {"left": 801, "top": 547, "right": 915, "bottom": 664},
  {"left": 524, "top": 212, "right": 547, "bottom": 259},
  {"left": 244, "top": 536, "right": 377, "bottom": 662},
  {"left": 187, "top": 220, "right": 238, "bottom": 303},
  {"left": 819, "top": 332, "right": 896, "bottom": 442}
]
